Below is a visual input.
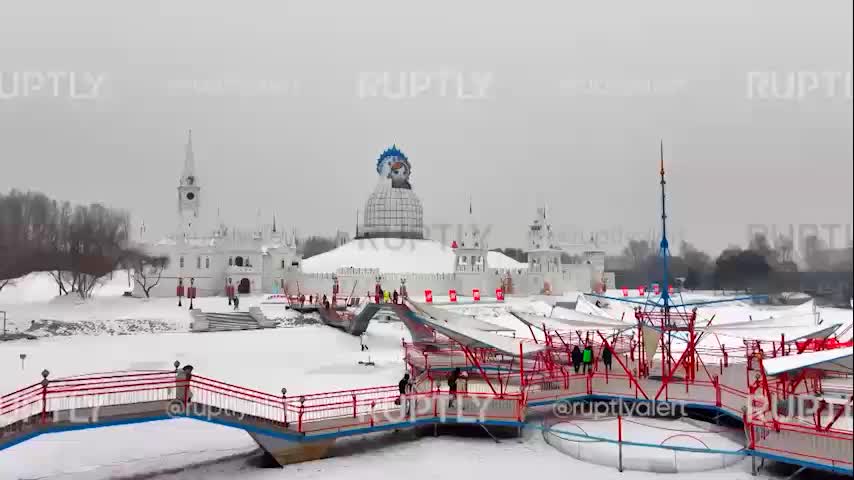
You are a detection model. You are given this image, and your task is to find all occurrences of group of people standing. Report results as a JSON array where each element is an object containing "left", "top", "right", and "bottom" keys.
[
  {"left": 371, "top": 289, "right": 401, "bottom": 304},
  {"left": 570, "top": 344, "right": 612, "bottom": 373}
]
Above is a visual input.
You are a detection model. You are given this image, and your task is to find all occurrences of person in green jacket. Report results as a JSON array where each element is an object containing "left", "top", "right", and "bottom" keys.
[{"left": 582, "top": 345, "right": 593, "bottom": 373}]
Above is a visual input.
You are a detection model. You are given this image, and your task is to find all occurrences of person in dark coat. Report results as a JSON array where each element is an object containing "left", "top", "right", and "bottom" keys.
[
  {"left": 233, "top": 295, "right": 240, "bottom": 310},
  {"left": 571, "top": 345, "right": 582, "bottom": 374},
  {"left": 397, "top": 373, "right": 411, "bottom": 413},
  {"left": 447, "top": 368, "right": 461, "bottom": 407},
  {"left": 392, "top": 290, "right": 399, "bottom": 304},
  {"left": 602, "top": 346, "right": 613, "bottom": 371}
]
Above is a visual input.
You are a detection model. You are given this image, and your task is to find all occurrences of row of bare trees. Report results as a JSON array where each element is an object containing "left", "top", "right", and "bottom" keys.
[{"left": 0, "top": 190, "right": 167, "bottom": 298}]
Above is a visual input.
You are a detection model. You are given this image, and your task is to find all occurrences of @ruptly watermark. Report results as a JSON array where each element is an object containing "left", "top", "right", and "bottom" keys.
[
  {"left": 747, "top": 71, "right": 852, "bottom": 101},
  {"left": 358, "top": 69, "right": 493, "bottom": 100},
  {"left": 0, "top": 71, "right": 106, "bottom": 100}
]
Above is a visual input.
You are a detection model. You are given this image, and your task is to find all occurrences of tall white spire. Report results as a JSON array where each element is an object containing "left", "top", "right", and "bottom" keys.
[{"left": 181, "top": 129, "right": 196, "bottom": 185}]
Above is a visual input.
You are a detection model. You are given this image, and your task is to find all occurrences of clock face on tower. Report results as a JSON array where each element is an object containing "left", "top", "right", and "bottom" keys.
[{"left": 186, "top": 192, "right": 195, "bottom": 200}]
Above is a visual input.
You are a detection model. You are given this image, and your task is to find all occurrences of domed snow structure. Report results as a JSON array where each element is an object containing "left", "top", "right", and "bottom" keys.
[
  {"left": 360, "top": 180, "right": 424, "bottom": 239},
  {"left": 357, "top": 145, "right": 424, "bottom": 239}
]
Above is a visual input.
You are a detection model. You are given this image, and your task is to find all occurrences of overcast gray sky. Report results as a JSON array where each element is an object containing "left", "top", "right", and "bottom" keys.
[{"left": 1, "top": 0, "right": 852, "bottom": 256}]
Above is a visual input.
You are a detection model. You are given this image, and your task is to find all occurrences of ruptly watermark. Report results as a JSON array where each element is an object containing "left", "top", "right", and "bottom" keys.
[
  {"left": 0, "top": 71, "right": 106, "bottom": 100},
  {"left": 747, "top": 224, "right": 852, "bottom": 255},
  {"left": 559, "top": 78, "right": 689, "bottom": 98},
  {"left": 166, "top": 77, "right": 301, "bottom": 97},
  {"left": 378, "top": 393, "right": 498, "bottom": 424},
  {"left": 552, "top": 225, "right": 676, "bottom": 250},
  {"left": 553, "top": 398, "right": 685, "bottom": 420},
  {"left": 746, "top": 392, "right": 853, "bottom": 425},
  {"left": 353, "top": 223, "right": 494, "bottom": 252},
  {"left": 357, "top": 69, "right": 494, "bottom": 100},
  {"left": 747, "top": 71, "right": 852, "bottom": 101}
]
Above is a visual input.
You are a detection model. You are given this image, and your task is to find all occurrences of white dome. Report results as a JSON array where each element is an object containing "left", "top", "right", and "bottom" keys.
[{"left": 360, "top": 180, "right": 424, "bottom": 239}]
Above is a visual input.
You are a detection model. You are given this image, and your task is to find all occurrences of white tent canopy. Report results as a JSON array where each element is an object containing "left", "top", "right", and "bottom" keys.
[
  {"left": 701, "top": 323, "right": 841, "bottom": 342},
  {"left": 509, "top": 311, "right": 633, "bottom": 332},
  {"left": 408, "top": 301, "right": 546, "bottom": 357},
  {"left": 410, "top": 301, "right": 515, "bottom": 333},
  {"left": 762, "top": 347, "right": 853, "bottom": 376}
]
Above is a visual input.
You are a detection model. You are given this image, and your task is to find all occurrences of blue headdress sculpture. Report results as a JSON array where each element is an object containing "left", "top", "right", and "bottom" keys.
[{"left": 375, "top": 145, "right": 412, "bottom": 189}]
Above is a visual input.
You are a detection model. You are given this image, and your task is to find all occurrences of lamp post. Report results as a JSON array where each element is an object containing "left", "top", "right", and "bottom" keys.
[
  {"left": 189, "top": 277, "right": 196, "bottom": 310},
  {"left": 281, "top": 388, "right": 288, "bottom": 427},
  {"left": 177, "top": 278, "right": 184, "bottom": 307}
]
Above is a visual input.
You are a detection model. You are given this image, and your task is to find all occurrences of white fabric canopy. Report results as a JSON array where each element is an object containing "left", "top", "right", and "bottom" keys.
[
  {"left": 410, "top": 301, "right": 515, "bottom": 332},
  {"left": 702, "top": 323, "right": 841, "bottom": 342},
  {"left": 510, "top": 310, "right": 632, "bottom": 332},
  {"left": 408, "top": 301, "right": 546, "bottom": 356},
  {"left": 762, "top": 347, "right": 853, "bottom": 376}
]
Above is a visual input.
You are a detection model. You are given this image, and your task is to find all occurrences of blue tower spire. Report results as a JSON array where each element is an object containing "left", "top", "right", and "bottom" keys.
[{"left": 659, "top": 140, "right": 670, "bottom": 310}]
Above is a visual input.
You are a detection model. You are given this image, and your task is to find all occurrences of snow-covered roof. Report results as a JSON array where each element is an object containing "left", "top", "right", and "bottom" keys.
[
  {"left": 407, "top": 301, "right": 545, "bottom": 356},
  {"left": 762, "top": 347, "right": 853, "bottom": 376},
  {"left": 301, "top": 238, "right": 527, "bottom": 274}
]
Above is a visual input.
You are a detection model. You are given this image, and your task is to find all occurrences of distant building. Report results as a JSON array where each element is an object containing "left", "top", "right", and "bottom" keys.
[{"left": 137, "top": 138, "right": 611, "bottom": 298}]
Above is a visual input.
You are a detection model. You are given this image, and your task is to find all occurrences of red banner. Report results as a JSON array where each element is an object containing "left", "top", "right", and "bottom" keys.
[
  {"left": 472, "top": 288, "right": 480, "bottom": 301},
  {"left": 653, "top": 284, "right": 660, "bottom": 295},
  {"left": 621, "top": 286, "right": 628, "bottom": 297},
  {"left": 668, "top": 284, "right": 674, "bottom": 293},
  {"left": 638, "top": 286, "right": 646, "bottom": 296},
  {"left": 424, "top": 289, "right": 433, "bottom": 303},
  {"left": 176, "top": 285, "right": 185, "bottom": 297},
  {"left": 495, "top": 288, "right": 505, "bottom": 301},
  {"left": 448, "top": 289, "right": 457, "bottom": 302}
]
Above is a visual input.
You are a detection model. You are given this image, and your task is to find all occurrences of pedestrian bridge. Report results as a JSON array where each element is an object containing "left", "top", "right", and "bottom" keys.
[{"left": 1, "top": 362, "right": 851, "bottom": 474}]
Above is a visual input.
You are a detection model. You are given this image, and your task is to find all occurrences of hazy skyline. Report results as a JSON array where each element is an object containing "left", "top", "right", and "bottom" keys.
[{"left": 1, "top": 0, "right": 852, "bottom": 256}]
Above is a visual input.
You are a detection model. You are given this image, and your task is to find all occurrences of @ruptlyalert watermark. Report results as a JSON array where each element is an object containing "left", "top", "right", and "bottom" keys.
[
  {"left": 358, "top": 69, "right": 493, "bottom": 100},
  {"left": 747, "top": 71, "right": 852, "bottom": 101},
  {"left": 553, "top": 399, "right": 684, "bottom": 419},
  {"left": 0, "top": 71, "right": 106, "bottom": 100}
]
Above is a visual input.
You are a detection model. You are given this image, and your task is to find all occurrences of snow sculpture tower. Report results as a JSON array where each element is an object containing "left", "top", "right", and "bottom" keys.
[{"left": 358, "top": 146, "right": 424, "bottom": 239}]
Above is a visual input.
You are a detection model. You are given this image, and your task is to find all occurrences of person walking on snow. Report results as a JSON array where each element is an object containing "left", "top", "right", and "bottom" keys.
[
  {"left": 582, "top": 344, "right": 593, "bottom": 373},
  {"left": 571, "top": 345, "right": 582, "bottom": 374},
  {"left": 233, "top": 294, "right": 240, "bottom": 311},
  {"left": 392, "top": 289, "right": 399, "bottom": 305}
]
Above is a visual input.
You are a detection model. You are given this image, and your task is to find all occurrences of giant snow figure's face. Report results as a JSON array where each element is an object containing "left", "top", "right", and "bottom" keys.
[
  {"left": 376, "top": 146, "right": 413, "bottom": 189},
  {"left": 378, "top": 156, "right": 411, "bottom": 189},
  {"left": 388, "top": 160, "right": 410, "bottom": 188}
]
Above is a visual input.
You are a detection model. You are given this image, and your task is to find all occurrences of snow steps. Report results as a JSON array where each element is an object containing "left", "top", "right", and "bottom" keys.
[{"left": 191, "top": 310, "right": 274, "bottom": 332}]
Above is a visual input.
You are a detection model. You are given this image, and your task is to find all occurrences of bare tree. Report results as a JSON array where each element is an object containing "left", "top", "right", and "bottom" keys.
[
  {"left": 0, "top": 278, "right": 14, "bottom": 293},
  {"left": 132, "top": 256, "right": 170, "bottom": 298}
]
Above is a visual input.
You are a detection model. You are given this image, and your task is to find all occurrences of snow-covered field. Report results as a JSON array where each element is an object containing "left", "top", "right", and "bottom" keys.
[{"left": 1, "top": 274, "right": 850, "bottom": 479}]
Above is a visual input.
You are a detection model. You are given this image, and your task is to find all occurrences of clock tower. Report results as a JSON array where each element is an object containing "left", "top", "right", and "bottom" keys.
[{"left": 178, "top": 130, "right": 201, "bottom": 239}]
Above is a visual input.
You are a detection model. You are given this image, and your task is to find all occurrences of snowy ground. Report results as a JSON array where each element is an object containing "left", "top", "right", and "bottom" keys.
[{"left": 0, "top": 275, "right": 850, "bottom": 479}]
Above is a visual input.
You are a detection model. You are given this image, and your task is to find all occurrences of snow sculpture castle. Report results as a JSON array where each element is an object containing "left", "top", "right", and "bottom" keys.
[{"left": 136, "top": 136, "right": 611, "bottom": 298}]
